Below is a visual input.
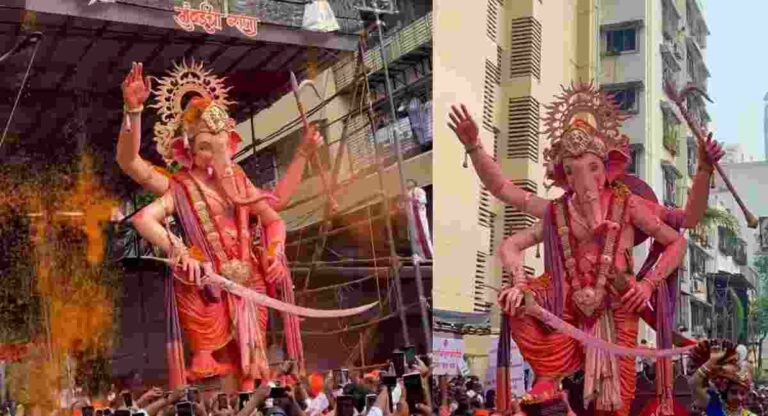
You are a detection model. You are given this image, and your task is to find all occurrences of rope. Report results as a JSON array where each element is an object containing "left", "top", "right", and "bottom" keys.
[
  {"left": 368, "top": 204, "right": 384, "bottom": 313},
  {"left": 1, "top": 38, "right": 41, "bottom": 153},
  {"left": 297, "top": 274, "right": 377, "bottom": 295}
]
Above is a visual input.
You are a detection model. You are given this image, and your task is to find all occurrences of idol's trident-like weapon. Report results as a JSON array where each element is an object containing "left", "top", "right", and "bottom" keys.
[
  {"left": 289, "top": 72, "right": 339, "bottom": 212},
  {"left": 664, "top": 81, "right": 758, "bottom": 228}
]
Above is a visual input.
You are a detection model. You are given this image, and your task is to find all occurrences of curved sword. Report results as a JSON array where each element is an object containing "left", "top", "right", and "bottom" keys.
[
  {"left": 524, "top": 291, "right": 696, "bottom": 358},
  {"left": 498, "top": 289, "right": 696, "bottom": 358},
  {"left": 144, "top": 256, "right": 378, "bottom": 318}
]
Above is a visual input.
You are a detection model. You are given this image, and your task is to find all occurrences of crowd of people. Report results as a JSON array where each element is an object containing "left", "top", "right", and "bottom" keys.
[
  {"left": 21, "top": 357, "right": 434, "bottom": 416},
  {"left": 431, "top": 346, "right": 768, "bottom": 416}
]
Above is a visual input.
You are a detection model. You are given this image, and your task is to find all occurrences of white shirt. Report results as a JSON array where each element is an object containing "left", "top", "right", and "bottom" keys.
[{"left": 307, "top": 393, "right": 329, "bottom": 416}]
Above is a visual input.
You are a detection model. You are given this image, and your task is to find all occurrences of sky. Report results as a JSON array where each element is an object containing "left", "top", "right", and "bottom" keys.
[{"left": 702, "top": 0, "right": 767, "bottom": 161}]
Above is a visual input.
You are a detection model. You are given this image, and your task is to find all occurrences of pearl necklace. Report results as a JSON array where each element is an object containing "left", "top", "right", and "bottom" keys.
[{"left": 724, "top": 405, "right": 745, "bottom": 416}]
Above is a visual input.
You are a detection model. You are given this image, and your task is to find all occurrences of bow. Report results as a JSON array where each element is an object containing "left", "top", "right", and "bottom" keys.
[
  {"left": 289, "top": 71, "right": 339, "bottom": 212},
  {"left": 1, "top": 32, "right": 43, "bottom": 154}
]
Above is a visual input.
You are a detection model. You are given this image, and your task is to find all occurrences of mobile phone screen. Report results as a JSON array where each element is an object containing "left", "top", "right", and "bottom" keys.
[
  {"left": 122, "top": 393, "right": 133, "bottom": 408},
  {"left": 217, "top": 393, "right": 228, "bottom": 409},
  {"left": 381, "top": 375, "right": 397, "bottom": 413},
  {"left": 114, "top": 410, "right": 131, "bottom": 416},
  {"left": 270, "top": 387, "right": 287, "bottom": 399},
  {"left": 333, "top": 369, "right": 348, "bottom": 388},
  {"left": 82, "top": 406, "right": 95, "bottom": 416},
  {"left": 402, "top": 346, "right": 417, "bottom": 363},
  {"left": 175, "top": 401, "right": 193, "bottom": 416},
  {"left": 238, "top": 392, "right": 251, "bottom": 410},
  {"left": 336, "top": 395, "right": 355, "bottom": 416},
  {"left": 186, "top": 388, "right": 198, "bottom": 403},
  {"left": 392, "top": 352, "right": 406, "bottom": 377},
  {"left": 365, "top": 394, "right": 377, "bottom": 410},
  {"left": 403, "top": 373, "right": 425, "bottom": 413}
]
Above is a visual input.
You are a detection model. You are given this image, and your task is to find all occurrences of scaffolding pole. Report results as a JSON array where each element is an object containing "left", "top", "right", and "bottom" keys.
[{"left": 361, "top": 3, "right": 431, "bottom": 349}]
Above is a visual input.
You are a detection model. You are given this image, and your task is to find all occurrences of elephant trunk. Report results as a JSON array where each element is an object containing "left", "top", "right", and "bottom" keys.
[
  {"left": 574, "top": 187, "right": 604, "bottom": 233},
  {"left": 211, "top": 141, "right": 276, "bottom": 206}
]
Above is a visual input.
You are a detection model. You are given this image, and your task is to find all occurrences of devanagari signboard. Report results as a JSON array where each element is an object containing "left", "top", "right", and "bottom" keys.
[{"left": 174, "top": 1, "right": 259, "bottom": 38}]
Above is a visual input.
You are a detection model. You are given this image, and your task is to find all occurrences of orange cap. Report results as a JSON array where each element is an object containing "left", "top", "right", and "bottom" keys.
[{"left": 309, "top": 373, "right": 325, "bottom": 396}]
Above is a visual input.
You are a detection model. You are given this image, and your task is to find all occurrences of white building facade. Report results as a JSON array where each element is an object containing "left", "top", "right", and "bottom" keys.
[{"left": 597, "top": 0, "right": 711, "bottom": 341}]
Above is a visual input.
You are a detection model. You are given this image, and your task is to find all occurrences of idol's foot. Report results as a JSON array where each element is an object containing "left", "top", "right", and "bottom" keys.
[
  {"left": 240, "top": 377, "right": 256, "bottom": 392},
  {"left": 520, "top": 379, "right": 560, "bottom": 404},
  {"left": 242, "top": 355, "right": 270, "bottom": 382},
  {"left": 187, "top": 350, "right": 234, "bottom": 381}
]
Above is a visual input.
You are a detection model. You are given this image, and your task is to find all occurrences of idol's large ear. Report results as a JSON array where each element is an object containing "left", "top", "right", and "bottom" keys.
[
  {"left": 228, "top": 131, "right": 242, "bottom": 156},
  {"left": 606, "top": 146, "right": 630, "bottom": 183},
  {"left": 171, "top": 137, "right": 193, "bottom": 169},
  {"left": 545, "top": 162, "right": 569, "bottom": 189}
]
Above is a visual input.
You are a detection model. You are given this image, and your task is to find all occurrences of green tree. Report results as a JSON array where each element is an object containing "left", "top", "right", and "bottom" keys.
[
  {"left": 753, "top": 255, "right": 768, "bottom": 379},
  {"left": 752, "top": 297, "right": 768, "bottom": 379},
  {"left": 755, "top": 255, "right": 768, "bottom": 297}
]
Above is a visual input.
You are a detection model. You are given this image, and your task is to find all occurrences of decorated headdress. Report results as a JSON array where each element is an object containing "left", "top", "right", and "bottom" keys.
[
  {"left": 541, "top": 82, "right": 631, "bottom": 187},
  {"left": 150, "top": 60, "right": 237, "bottom": 166}
]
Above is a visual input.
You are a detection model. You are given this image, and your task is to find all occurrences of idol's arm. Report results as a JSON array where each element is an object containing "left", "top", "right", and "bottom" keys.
[
  {"left": 116, "top": 113, "right": 170, "bottom": 196},
  {"left": 683, "top": 134, "right": 726, "bottom": 228},
  {"left": 249, "top": 199, "right": 287, "bottom": 284},
  {"left": 496, "top": 223, "right": 544, "bottom": 317},
  {"left": 626, "top": 196, "right": 686, "bottom": 311},
  {"left": 680, "top": 163, "right": 714, "bottom": 229},
  {"left": 467, "top": 143, "right": 549, "bottom": 219},
  {"left": 270, "top": 126, "right": 323, "bottom": 211},
  {"left": 117, "top": 62, "right": 170, "bottom": 196},
  {"left": 131, "top": 192, "right": 176, "bottom": 254},
  {"left": 498, "top": 222, "right": 544, "bottom": 286},
  {"left": 271, "top": 151, "right": 310, "bottom": 211}
]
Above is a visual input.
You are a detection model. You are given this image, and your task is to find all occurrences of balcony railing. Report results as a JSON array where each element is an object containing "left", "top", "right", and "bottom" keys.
[
  {"left": 686, "top": 0, "right": 709, "bottom": 49},
  {"left": 334, "top": 12, "right": 433, "bottom": 91}
]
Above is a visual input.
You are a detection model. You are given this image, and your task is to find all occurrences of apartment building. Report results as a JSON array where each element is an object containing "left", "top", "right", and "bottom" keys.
[
  {"left": 433, "top": 0, "right": 598, "bottom": 380},
  {"left": 598, "top": 0, "right": 712, "bottom": 342},
  {"left": 709, "top": 161, "right": 767, "bottom": 361}
]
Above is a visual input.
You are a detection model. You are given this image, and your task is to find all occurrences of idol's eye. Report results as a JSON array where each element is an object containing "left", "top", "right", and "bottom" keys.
[
  {"left": 197, "top": 142, "right": 212, "bottom": 152},
  {"left": 564, "top": 166, "right": 573, "bottom": 176},
  {"left": 590, "top": 162, "right": 600, "bottom": 172}
]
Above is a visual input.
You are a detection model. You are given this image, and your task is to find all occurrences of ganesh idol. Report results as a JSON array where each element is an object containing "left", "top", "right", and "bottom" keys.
[
  {"left": 449, "top": 83, "right": 724, "bottom": 415},
  {"left": 114, "top": 61, "right": 357, "bottom": 389}
]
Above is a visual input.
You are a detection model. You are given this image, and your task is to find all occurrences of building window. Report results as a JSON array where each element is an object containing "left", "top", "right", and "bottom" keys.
[
  {"left": 687, "top": 137, "right": 697, "bottom": 176},
  {"left": 663, "top": 164, "right": 678, "bottom": 207},
  {"left": 605, "top": 28, "right": 637, "bottom": 54},
  {"left": 628, "top": 144, "right": 642, "bottom": 175},
  {"left": 605, "top": 87, "right": 639, "bottom": 113}
]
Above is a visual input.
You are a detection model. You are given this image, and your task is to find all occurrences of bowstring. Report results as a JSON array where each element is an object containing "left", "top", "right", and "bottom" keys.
[{"left": 1, "top": 38, "right": 41, "bottom": 153}]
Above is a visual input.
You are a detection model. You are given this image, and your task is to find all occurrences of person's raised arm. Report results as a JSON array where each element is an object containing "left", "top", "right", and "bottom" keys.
[
  {"left": 236, "top": 384, "right": 270, "bottom": 416},
  {"left": 117, "top": 62, "right": 169, "bottom": 196},
  {"left": 448, "top": 104, "right": 548, "bottom": 218}
]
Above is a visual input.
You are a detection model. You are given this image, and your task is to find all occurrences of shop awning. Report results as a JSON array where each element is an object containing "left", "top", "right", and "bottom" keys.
[{"left": 433, "top": 309, "right": 491, "bottom": 335}]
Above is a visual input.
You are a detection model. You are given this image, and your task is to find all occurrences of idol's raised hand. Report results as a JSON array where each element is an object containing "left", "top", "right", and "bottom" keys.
[
  {"left": 447, "top": 104, "right": 479, "bottom": 148},
  {"left": 122, "top": 62, "right": 151, "bottom": 110},
  {"left": 698, "top": 132, "right": 725, "bottom": 172}
]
